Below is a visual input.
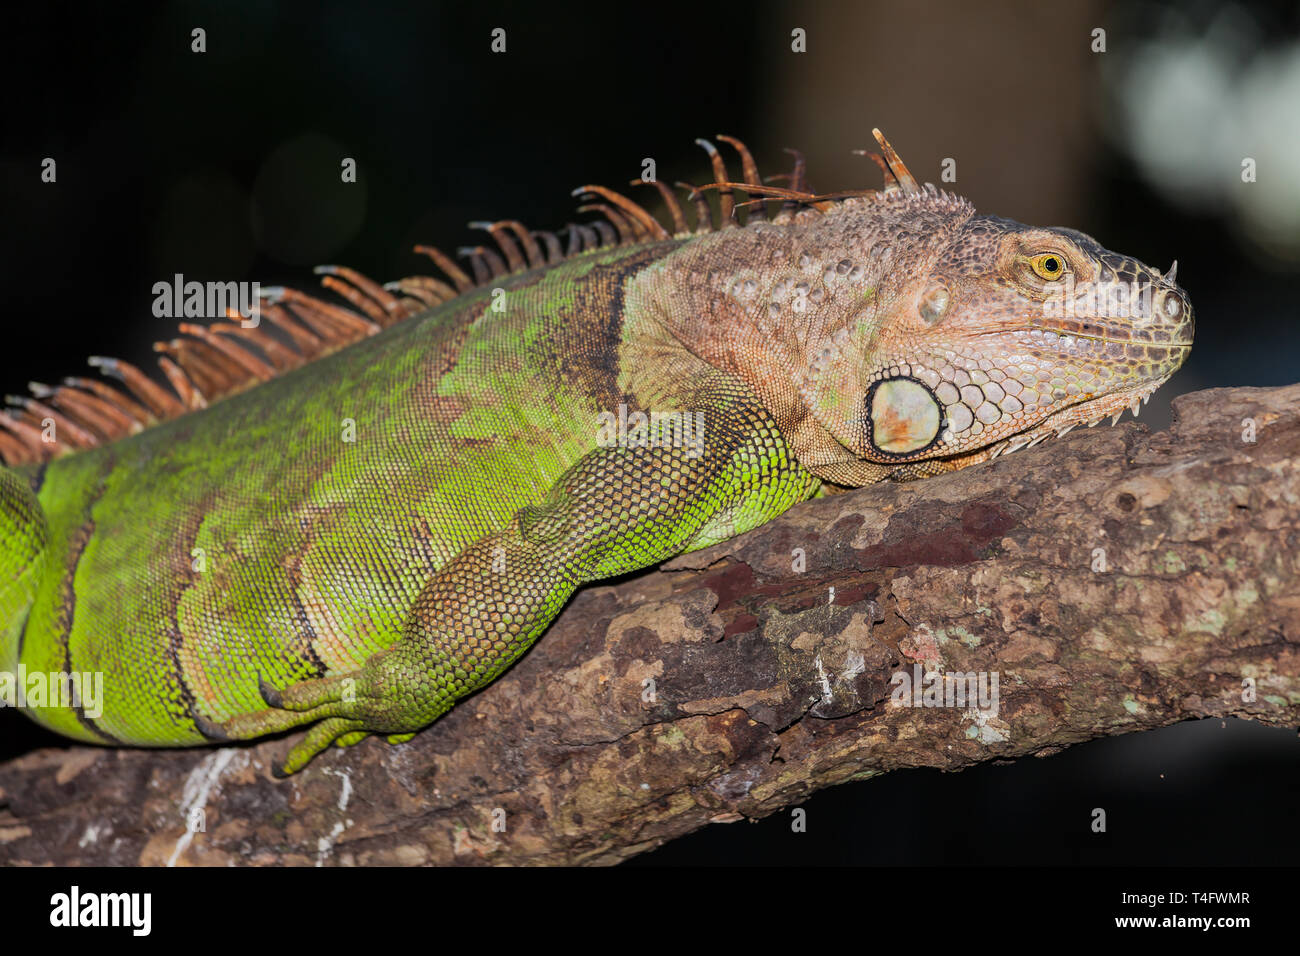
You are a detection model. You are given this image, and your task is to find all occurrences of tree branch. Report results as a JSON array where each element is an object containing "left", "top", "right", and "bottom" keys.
[{"left": 2, "top": 385, "right": 1297, "bottom": 865}]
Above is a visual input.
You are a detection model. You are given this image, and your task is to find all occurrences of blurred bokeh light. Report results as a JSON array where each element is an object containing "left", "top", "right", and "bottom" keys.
[{"left": 1102, "top": 2, "right": 1300, "bottom": 264}]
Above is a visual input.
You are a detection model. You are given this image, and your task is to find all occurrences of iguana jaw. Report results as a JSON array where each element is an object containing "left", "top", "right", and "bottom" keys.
[
  {"left": 806, "top": 368, "right": 1180, "bottom": 483},
  {"left": 946, "top": 373, "right": 1174, "bottom": 469}
]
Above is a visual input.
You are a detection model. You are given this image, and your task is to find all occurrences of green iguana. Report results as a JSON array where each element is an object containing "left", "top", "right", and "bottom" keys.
[{"left": 0, "top": 131, "right": 1193, "bottom": 775}]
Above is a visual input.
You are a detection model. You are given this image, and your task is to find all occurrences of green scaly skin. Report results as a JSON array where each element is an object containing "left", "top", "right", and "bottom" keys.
[{"left": 0, "top": 141, "right": 1193, "bottom": 775}]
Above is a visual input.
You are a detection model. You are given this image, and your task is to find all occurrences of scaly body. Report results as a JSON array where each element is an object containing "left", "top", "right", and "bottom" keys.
[{"left": 0, "top": 132, "right": 1192, "bottom": 773}]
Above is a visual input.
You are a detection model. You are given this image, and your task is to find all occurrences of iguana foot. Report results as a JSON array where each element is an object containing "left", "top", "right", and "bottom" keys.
[{"left": 215, "top": 652, "right": 455, "bottom": 773}]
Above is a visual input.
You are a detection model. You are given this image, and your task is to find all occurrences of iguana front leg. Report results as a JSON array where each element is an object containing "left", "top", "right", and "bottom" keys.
[{"left": 209, "top": 377, "right": 819, "bottom": 774}]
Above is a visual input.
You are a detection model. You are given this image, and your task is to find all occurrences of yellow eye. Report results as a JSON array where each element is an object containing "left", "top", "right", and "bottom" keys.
[{"left": 1029, "top": 253, "right": 1066, "bottom": 281}]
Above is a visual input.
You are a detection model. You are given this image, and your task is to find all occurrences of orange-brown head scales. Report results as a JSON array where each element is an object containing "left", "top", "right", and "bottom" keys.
[
  {"left": 631, "top": 132, "right": 1193, "bottom": 487},
  {"left": 855, "top": 213, "right": 1193, "bottom": 474}
]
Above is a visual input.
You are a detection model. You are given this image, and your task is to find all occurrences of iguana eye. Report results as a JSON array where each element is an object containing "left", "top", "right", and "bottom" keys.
[{"left": 1029, "top": 253, "right": 1066, "bottom": 281}]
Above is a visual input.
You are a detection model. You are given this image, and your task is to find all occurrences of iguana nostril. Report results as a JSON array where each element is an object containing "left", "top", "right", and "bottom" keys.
[{"left": 1160, "top": 291, "right": 1184, "bottom": 319}]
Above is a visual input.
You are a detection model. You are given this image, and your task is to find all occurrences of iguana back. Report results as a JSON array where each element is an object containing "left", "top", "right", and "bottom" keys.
[{"left": 2, "top": 241, "right": 687, "bottom": 745}]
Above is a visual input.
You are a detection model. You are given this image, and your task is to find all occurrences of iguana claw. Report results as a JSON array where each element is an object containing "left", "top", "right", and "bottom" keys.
[
  {"left": 257, "top": 674, "right": 284, "bottom": 708},
  {"left": 189, "top": 704, "right": 232, "bottom": 742}
]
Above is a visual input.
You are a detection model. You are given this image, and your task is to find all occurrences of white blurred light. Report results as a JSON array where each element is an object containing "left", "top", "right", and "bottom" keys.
[{"left": 1102, "top": 5, "right": 1300, "bottom": 262}]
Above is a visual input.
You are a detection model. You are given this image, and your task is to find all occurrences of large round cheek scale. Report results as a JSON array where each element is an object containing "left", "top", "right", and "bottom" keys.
[{"left": 869, "top": 377, "right": 942, "bottom": 453}]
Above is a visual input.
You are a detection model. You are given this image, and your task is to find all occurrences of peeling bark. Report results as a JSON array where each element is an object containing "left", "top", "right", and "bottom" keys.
[{"left": 1, "top": 384, "right": 1297, "bottom": 866}]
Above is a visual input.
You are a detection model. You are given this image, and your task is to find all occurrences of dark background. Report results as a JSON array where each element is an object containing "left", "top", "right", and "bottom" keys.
[{"left": 2, "top": 0, "right": 1297, "bottom": 864}]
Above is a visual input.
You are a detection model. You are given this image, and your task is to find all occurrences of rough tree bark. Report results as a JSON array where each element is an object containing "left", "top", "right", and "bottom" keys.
[{"left": 1, "top": 384, "right": 1297, "bottom": 866}]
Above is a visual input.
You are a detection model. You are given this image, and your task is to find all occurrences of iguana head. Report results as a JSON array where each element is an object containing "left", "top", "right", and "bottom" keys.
[
  {"left": 642, "top": 131, "right": 1194, "bottom": 487},
  {"left": 841, "top": 212, "right": 1194, "bottom": 480}
]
